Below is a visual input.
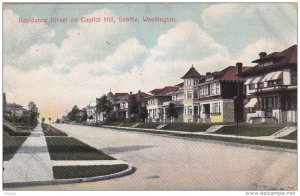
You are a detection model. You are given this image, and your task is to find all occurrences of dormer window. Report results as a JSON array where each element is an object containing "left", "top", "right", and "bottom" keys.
[{"left": 259, "top": 60, "right": 273, "bottom": 67}]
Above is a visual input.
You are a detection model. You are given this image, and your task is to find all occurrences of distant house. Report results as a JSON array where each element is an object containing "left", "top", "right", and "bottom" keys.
[
  {"left": 5, "top": 103, "right": 27, "bottom": 117},
  {"left": 86, "top": 103, "right": 96, "bottom": 124},
  {"left": 181, "top": 65, "right": 202, "bottom": 123},
  {"left": 112, "top": 93, "right": 129, "bottom": 121},
  {"left": 147, "top": 86, "right": 179, "bottom": 122},
  {"left": 196, "top": 63, "right": 250, "bottom": 123},
  {"left": 240, "top": 45, "right": 297, "bottom": 123}
]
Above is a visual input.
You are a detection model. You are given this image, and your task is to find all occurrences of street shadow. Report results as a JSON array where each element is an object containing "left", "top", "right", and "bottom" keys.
[{"left": 101, "top": 145, "right": 155, "bottom": 154}]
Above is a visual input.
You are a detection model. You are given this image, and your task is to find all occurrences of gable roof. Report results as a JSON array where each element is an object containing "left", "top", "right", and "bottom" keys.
[
  {"left": 181, "top": 66, "right": 202, "bottom": 79},
  {"left": 114, "top": 93, "right": 129, "bottom": 97},
  {"left": 6, "top": 103, "right": 24, "bottom": 108},
  {"left": 240, "top": 44, "right": 297, "bottom": 76},
  {"left": 202, "top": 66, "right": 251, "bottom": 82},
  {"left": 149, "top": 86, "right": 179, "bottom": 97}
]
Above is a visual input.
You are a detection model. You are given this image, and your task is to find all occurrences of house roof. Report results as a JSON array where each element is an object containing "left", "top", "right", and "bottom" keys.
[
  {"left": 175, "top": 82, "right": 184, "bottom": 87},
  {"left": 149, "top": 86, "right": 179, "bottom": 97},
  {"left": 202, "top": 66, "right": 251, "bottom": 82},
  {"left": 114, "top": 93, "right": 129, "bottom": 97},
  {"left": 6, "top": 103, "right": 24, "bottom": 108},
  {"left": 134, "top": 91, "right": 150, "bottom": 102},
  {"left": 240, "top": 44, "right": 297, "bottom": 76},
  {"left": 181, "top": 65, "right": 202, "bottom": 79}
]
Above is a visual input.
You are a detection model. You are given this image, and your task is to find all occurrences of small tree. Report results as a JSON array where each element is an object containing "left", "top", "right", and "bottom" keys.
[
  {"left": 96, "top": 95, "right": 112, "bottom": 123},
  {"left": 28, "top": 101, "right": 39, "bottom": 127},
  {"left": 166, "top": 102, "right": 178, "bottom": 122},
  {"left": 128, "top": 94, "right": 138, "bottom": 119},
  {"left": 67, "top": 105, "right": 80, "bottom": 122},
  {"left": 48, "top": 117, "right": 52, "bottom": 124},
  {"left": 41, "top": 117, "right": 45, "bottom": 124},
  {"left": 139, "top": 106, "right": 148, "bottom": 122}
]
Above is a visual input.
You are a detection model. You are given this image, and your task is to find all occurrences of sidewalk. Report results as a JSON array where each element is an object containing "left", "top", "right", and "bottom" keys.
[
  {"left": 103, "top": 125, "right": 297, "bottom": 144},
  {"left": 3, "top": 123, "right": 54, "bottom": 183}
]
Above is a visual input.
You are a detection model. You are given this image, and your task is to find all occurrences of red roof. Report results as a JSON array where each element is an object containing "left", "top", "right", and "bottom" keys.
[
  {"left": 134, "top": 91, "right": 150, "bottom": 102},
  {"left": 181, "top": 66, "right": 202, "bottom": 79},
  {"left": 114, "top": 93, "right": 129, "bottom": 97},
  {"left": 203, "top": 66, "right": 251, "bottom": 81},
  {"left": 241, "top": 44, "right": 297, "bottom": 76},
  {"left": 149, "top": 86, "right": 179, "bottom": 97}
]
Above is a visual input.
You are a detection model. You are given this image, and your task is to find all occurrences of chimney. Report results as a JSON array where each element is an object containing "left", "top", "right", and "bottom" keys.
[
  {"left": 259, "top": 52, "right": 267, "bottom": 59},
  {"left": 236, "top": 62, "right": 243, "bottom": 75}
]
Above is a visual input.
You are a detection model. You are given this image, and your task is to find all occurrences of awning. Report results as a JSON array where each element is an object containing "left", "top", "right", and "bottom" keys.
[
  {"left": 245, "top": 98, "right": 258, "bottom": 108},
  {"left": 270, "top": 71, "right": 282, "bottom": 80},
  {"left": 244, "top": 78, "right": 253, "bottom": 85},
  {"left": 251, "top": 76, "right": 262, "bottom": 84},
  {"left": 261, "top": 72, "right": 274, "bottom": 82}
]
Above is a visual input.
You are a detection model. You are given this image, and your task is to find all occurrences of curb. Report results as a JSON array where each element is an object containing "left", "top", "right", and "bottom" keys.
[
  {"left": 102, "top": 126, "right": 297, "bottom": 154},
  {"left": 3, "top": 164, "right": 135, "bottom": 188}
]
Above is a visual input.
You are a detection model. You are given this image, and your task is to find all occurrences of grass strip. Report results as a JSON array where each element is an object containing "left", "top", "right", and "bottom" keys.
[
  {"left": 3, "top": 130, "right": 28, "bottom": 161},
  {"left": 278, "top": 131, "right": 297, "bottom": 140},
  {"left": 42, "top": 124, "right": 68, "bottom": 136},
  {"left": 53, "top": 164, "right": 128, "bottom": 179},
  {"left": 3, "top": 124, "right": 30, "bottom": 136},
  {"left": 46, "top": 137, "right": 115, "bottom": 160},
  {"left": 106, "top": 126, "right": 297, "bottom": 150},
  {"left": 215, "top": 124, "right": 290, "bottom": 137}
]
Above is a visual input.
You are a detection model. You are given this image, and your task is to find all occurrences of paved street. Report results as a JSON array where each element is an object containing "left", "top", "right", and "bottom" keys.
[{"left": 11, "top": 124, "right": 297, "bottom": 191}]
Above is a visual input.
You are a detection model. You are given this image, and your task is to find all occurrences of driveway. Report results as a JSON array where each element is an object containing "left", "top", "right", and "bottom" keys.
[{"left": 10, "top": 124, "right": 297, "bottom": 191}]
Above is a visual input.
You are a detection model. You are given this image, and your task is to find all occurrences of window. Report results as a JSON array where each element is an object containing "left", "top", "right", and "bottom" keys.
[
  {"left": 193, "top": 91, "right": 199, "bottom": 99},
  {"left": 187, "top": 91, "right": 192, "bottom": 99},
  {"left": 268, "top": 79, "right": 283, "bottom": 86},
  {"left": 211, "top": 102, "right": 220, "bottom": 114},
  {"left": 200, "top": 87, "right": 204, "bottom": 96},
  {"left": 210, "top": 83, "right": 216, "bottom": 95},
  {"left": 258, "top": 82, "right": 264, "bottom": 89},
  {"left": 291, "top": 71, "right": 297, "bottom": 85},
  {"left": 194, "top": 105, "right": 199, "bottom": 116},
  {"left": 249, "top": 84, "right": 255, "bottom": 90},
  {"left": 216, "top": 83, "right": 220, "bottom": 95},
  {"left": 188, "top": 106, "right": 193, "bottom": 115},
  {"left": 204, "top": 85, "right": 209, "bottom": 96}
]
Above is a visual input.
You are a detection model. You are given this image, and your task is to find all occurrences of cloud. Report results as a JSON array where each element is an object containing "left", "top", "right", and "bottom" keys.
[
  {"left": 53, "top": 8, "right": 132, "bottom": 73},
  {"left": 89, "top": 37, "right": 148, "bottom": 76},
  {"left": 150, "top": 21, "right": 230, "bottom": 62},
  {"left": 3, "top": 9, "right": 55, "bottom": 64}
]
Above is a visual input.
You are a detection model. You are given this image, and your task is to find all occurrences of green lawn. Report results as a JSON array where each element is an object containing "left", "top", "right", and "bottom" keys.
[
  {"left": 53, "top": 164, "right": 128, "bottom": 179},
  {"left": 278, "top": 130, "right": 297, "bottom": 140},
  {"left": 162, "top": 123, "right": 215, "bottom": 132},
  {"left": 215, "top": 123, "right": 288, "bottom": 137},
  {"left": 42, "top": 124, "right": 68, "bottom": 136},
  {"left": 3, "top": 124, "right": 30, "bottom": 136},
  {"left": 46, "top": 137, "right": 115, "bottom": 160},
  {"left": 136, "top": 122, "right": 161, "bottom": 129},
  {"left": 120, "top": 123, "right": 136, "bottom": 127},
  {"left": 3, "top": 130, "right": 28, "bottom": 161},
  {"left": 170, "top": 133, "right": 297, "bottom": 150}
]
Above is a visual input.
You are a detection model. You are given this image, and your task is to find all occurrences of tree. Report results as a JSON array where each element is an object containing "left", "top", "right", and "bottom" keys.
[
  {"left": 41, "top": 117, "right": 45, "bottom": 124},
  {"left": 28, "top": 101, "right": 39, "bottom": 127},
  {"left": 128, "top": 94, "right": 138, "bottom": 118},
  {"left": 139, "top": 106, "right": 148, "bottom": 122},
  {"left": 67, "top": 105, "right": 80, "bottom": 121},
  {"left": 166, "top": 102, "right": 178, "bottom": 121},
  {"left": 96, "top": 95, "right": 112, "bottom": 123},
  {"left": 48, "top": 117, "right": 52, "bottom": 124}
]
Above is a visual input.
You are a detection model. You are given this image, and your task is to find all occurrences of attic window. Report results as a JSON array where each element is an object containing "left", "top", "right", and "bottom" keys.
[
  {"left": 259, "top": 60, "right": 273, "bottom": 67},
  {"left": 206, "top": 76, "right": 214, "bottom": 82}
]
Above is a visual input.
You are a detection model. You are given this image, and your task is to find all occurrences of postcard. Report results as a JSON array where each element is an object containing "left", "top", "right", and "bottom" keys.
[{"left": 2, "top": 2, "right": 297, "bottom": 192}]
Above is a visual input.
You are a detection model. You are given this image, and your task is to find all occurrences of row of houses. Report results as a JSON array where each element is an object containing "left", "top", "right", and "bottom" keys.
[
  {"left": 3, "top": 93, "right": 28, "bottom": 118},
  {"left": 85, "top": 44, "right": 297, "bottom": 124}
]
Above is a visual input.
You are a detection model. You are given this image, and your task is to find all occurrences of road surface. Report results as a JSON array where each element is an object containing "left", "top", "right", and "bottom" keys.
[{"left": 10, "top": 124, "right": 297, "bottom": 191}]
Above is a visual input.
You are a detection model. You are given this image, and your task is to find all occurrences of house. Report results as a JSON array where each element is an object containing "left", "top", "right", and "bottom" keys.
[
  {"left": 181, "top": 65, "right": 202, "bottom": 123},
  {"left": 112, "top": 93, "right": 129, "bottom": 121},
  {"left": 86, "top": 102, "right": 97, "bottom": 124},
  {"left": 196, "top": 63, "right": 250, "bottom": 123},
  {"left": 131, "top": 90, "right": 149, "bottom": 118},
  {"left": 147, "top": 85, "right": 179, "bottom": 122},
  {"left": 5, "top": 103, "right": 27, "bottom": 117},
  {"left": 241, "top": 45, "right": 297, "bottom": 123}
]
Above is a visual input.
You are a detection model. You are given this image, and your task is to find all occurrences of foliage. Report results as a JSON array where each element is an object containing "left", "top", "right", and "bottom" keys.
[
  {"left": 28, "top": 101, "right": 39, "bottom": 127},
  {"left": 96, "top": 95, "right": 112, "bottom": 121},
  {"left": 128, "top": 94, "right": 138, "bottom": 117},
  {"left": 41, "top": 117, "right": 45, "bottom": 124},
  {"left": 166, "top": 102, "right": 178, "bottom": 119},
  {"left": 139, "top": 106, "right": 148, "bottom": 122},
  {"left": 106, "top": 112, "right": 117, "bottom": 123},
  {"left": 67, "top": 105, "right": 80, "bottom": 122}
]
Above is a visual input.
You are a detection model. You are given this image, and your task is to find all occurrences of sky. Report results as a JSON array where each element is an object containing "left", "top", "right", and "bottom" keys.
[{"left": 3, "top": 3, "right": 297, "bottom": 120}]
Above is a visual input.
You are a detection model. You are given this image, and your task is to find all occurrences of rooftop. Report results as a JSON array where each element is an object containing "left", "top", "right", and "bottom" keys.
[{"left": 181, "top": 65, "right": 202, "bottom": 79}]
